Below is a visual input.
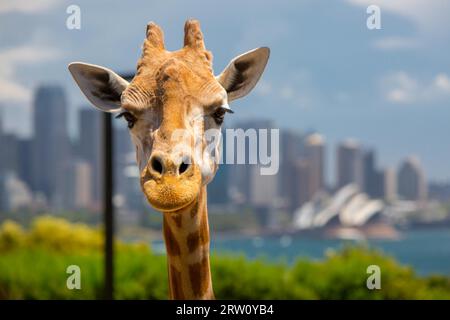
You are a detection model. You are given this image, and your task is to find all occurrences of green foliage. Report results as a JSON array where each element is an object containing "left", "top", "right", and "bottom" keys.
[{"left": 0, "top": 217, "right": 449, "bottom": 299}]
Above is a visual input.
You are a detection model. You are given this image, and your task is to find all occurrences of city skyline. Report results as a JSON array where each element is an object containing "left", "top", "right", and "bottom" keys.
[
  {"left": 0, "top": 85, "right": 438, "bottom": 190},
  {"left": 0, "top": 83, "right": 436, "bottom": 214}
]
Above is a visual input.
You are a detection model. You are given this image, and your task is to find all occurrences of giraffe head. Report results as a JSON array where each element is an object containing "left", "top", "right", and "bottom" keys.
[{"left": 68, "top": 20, "right": 269, "bottom": 213}]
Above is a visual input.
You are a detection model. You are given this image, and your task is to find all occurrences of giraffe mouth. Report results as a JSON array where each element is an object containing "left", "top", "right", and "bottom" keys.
[{"left": 141, "top": 174, "right": 201, "bottom": 212}]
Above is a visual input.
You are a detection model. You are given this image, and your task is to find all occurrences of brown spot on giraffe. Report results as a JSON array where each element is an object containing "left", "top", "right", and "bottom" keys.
[
  {"left": 189, "top": 256, "right": 211, "bottom": 298},
  {"left": 171, "top": 214, "right": 183, "bottom": 228},
  {"left": 169, "top": 265, "right": 185, "bottom": 299},
  {"left": 163, "top": 221, "right": 180, "bottom": 256},
  {"left": 187, "top": 213, "right": 209, "bottom": 253}
]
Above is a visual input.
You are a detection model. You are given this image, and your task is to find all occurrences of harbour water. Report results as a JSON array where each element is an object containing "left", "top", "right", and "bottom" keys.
[{"left": 210, "top": 228, "right": 450, "bottom": 276}]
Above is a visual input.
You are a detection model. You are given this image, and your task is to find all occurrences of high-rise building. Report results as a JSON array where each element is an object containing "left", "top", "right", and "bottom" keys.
[
  {"left": 250, "top": 163, "right": 278, "bottom": 206},
  {"left": 397, "top": 156, "right": 427, "bottom": 203},
  {"left": 292, "top": 159, "right": 312, "bottom": 208},
  {"left": 279, "top": 130, "right": 303, "bottom": 210},
  {"left": 67, "top": 160, "right": 93, "bottom": 210},
  {"left": 32, "top": 85, "right": 70, "bottom": 209},
  {"left": 336, "top": 139, "right": 364, "bottom": 190},
  {"left": 383, "top": 167, "right": 397, "bottom": 202},
  {"left": 363, "top": 149, "right": 384, "bottom": 198},
  {"left": 0, "top": 132, "right": 19, "bottom": 176},
  {"left": 17, "top": 138, "right": 33, "bottom": 189},
  {"left": 227, "top": 119, "right": 275, "bottom": 205},
  {"left": 78, "top": 107, "right": 102, "bottom": 208},
  {"left": 304, "top": 133, "right": 325, "bottom": 197}
]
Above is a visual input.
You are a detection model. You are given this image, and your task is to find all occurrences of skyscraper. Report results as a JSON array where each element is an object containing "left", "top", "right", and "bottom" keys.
[
  {"left": 78, "top": 107, "right": 102, "bottom": 208},
  {"left": 17, "top": 138, "right": 33, "bottom": 189},
  {"left": 363, "top": 149, "right": 384, "bottom": 198},
  {"left": 227, "top": 119, "right": 276, "bottom": 205},
  {"left": 32, "top": 85, "right": 70, "bottom": 208},
  {"left": 397, "top": 156, "right": 427, "bottom": 203},
  {"left": 67, "top": 160, "right": 93, "bottom": 210},
  {"left": 336, "top": 139, "right": 364, "bottom": 190},
  {"left": 292, "top": 159, "right": 312, "bottom": 208},
  {"left": 304, "top": 133, "right": 325, "bottom": 197},
  {"left": 279, "top": 129, "right": 303, "bottom": 210},
  {"left": 383, "top": 167, "right": 397, "bottom": 202}
]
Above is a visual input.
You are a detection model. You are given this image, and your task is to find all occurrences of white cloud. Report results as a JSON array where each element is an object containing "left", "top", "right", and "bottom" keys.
[
  {"left": 382, "top": 71, "right": 450, "bottom": 104},
  {"left": 434, "top": 74, "right": 450, "bottom": 92},
  {"left": 0, "top": 0, "right": 61, "bottom": 14},
  {"left": 0, "top": 45, "right": 61, "bottom": 103}
]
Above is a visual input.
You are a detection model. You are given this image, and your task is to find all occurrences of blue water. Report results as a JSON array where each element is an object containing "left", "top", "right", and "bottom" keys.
[{"left": 207, "top": 229, "right": 450, "bottom": 276}]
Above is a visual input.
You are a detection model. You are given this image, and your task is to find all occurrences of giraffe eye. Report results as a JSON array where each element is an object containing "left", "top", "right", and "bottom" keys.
[
  {"left": 116, "top": 111, "right": 137, "bottom": 129},
  {"left": 211, "top": 108, "right": 226, "bottom": 125}
]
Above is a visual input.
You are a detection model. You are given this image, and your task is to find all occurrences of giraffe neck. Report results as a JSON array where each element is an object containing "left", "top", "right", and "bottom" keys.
[{"left": 162, "top": 186, "right": 214, "bottom": 300}]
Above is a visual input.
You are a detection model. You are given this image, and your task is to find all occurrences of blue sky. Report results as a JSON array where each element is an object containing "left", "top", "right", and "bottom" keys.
[{"left": 0, "top": 0, "right": 449, "bottom": 182}]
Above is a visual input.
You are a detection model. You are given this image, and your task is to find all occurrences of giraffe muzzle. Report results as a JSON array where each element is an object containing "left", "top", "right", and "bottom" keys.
[{"left": 141, "top": 152, "right": 202, "bottom": 212}]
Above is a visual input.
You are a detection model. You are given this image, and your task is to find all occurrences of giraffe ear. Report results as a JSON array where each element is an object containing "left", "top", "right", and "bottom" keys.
[
  {"left": 216, "top": 47, "right": 270, "bottom": 102},
  {"left": 68, "top": 62, "right": 129, "bottom": 112}
]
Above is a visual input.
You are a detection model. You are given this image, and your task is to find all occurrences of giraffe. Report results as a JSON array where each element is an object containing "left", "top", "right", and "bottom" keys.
[{"left": 68, "top": 20, "right": 269, "bottom": 300}]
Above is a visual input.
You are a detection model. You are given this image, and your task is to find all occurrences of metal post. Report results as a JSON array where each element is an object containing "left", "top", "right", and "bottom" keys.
[
  {"left": 102, "top": 73, "right": 133, "bottom": 300},
  {"left": 103, "top": 112, "right": 114, "bottom": 300}
]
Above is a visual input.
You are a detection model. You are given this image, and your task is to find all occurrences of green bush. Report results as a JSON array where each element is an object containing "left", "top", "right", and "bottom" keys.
[{"left": 0, "top": 217, "right": 449, "bottom": 299}]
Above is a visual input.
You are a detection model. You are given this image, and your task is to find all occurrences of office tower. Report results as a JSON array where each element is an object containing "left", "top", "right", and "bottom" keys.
[
  {"left": 79, "top": 107, "right": 102, "bottom": 208},
  {"left": 363, "top": 149, "right": 384, "bottom": 198},
  {"left": 16, "top": 138, "right": 33, "bottom": 189},
  {"left": 227, "top": 119, "right": 275, "bottom": 205},
  {"left": 32, "top": 85, "right": 70, "bottom": 208},
  {"left": 304, "top": 133, "right": 325, "bottom": 197},
  {"left": 336, "top": 139, "right": 364, "bottom": 190},
  {"left": 67, "top": 160, "right": 93, "bottom": 209},
  {"left": 250, "top": 163, "right": 278, "bottom": 206},
  {"left": 397, "top": 156, "right": 427, "bottom": 202},
  {"left": 0, "top": 132, "right": 19, "bottom": 176},
  {"left": 383, "top": 167, "right": 397, "bottom": 202},
  {"left": 279, "top": 130, "right": 303, "bottom": 210},
  {"left": 292, "top": 159, "right": 312, "bottom": 208}
]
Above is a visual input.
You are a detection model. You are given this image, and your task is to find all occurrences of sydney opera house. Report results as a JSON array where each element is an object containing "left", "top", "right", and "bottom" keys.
[{"left": 291, "top": 184, "right": 417, "bottom": 239}]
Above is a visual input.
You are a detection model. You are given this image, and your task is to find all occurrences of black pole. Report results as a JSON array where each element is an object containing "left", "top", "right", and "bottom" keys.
[
  {"left": 103, "top": 112, "right": 114, "bottom": 300},
  {"left": 101, "top": 73, "right": 133, "bottom": 300}
]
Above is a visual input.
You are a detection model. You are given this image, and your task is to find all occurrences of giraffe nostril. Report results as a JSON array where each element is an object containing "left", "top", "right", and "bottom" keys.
[
  {"left": 151, "top": 157, "right": 163, "bottom": 174},
  {"left": 178, "top": 160, "right": 190, "bottom": 175}
]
